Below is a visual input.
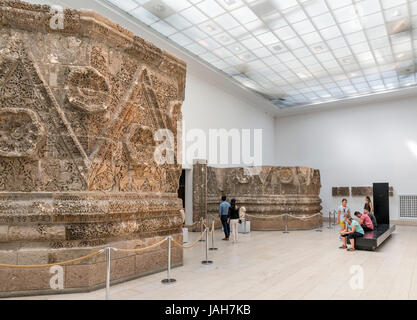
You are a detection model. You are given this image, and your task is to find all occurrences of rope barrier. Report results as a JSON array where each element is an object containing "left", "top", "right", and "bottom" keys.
[
  {"left": 0, "top": 213, "right": 323, "bottom": 269},
  {"left": 116, "top": 238, "right": 168, "bottom": 253},
  {"left": 245, "top": 213, "right": 286, "bottom": 219},
  {"left": 208, "top": 221, "right": 215, "bottom": 236},
  {"left": 172, "top": 229, "right": 206, "bottom": 249},
  {"left": 289, "top": 213, "right": 322, "bottom": 220},
  {"left": 245, "top": 212, "right": 322, "bottom": 220},
  {"left": 0, "top": 250, "right": 102, "bottom": 269}
]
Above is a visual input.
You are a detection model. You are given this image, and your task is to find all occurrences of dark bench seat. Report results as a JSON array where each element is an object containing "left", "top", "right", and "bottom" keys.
[{"left": 355, "top": 224, "right": 396, "bottom": 251}]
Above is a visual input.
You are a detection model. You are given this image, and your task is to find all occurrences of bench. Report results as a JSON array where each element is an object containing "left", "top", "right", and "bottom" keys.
[{"left": 355, "top": 224, "right": 396, "bottom": 251}]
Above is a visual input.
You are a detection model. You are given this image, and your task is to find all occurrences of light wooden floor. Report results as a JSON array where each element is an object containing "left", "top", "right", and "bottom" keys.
[{"left": 6, "top": 225, "right": 417, "bottom": 300}]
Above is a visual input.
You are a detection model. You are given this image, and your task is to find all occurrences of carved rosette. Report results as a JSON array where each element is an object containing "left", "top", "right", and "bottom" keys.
[
  {"left": 0, "top": 108, "right": 45, "bottom": 157},
  {"left": 65, "top": 66, "right": 111, "bottom": 113},
  {"left": 125, "top": 124, "right": 156, "bottom": 165}
]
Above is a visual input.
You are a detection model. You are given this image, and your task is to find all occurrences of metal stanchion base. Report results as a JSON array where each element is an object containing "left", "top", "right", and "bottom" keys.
[
  {"left": 161, "top": 279, "right": 176, "bottom": 284},
  {"left": 283, "top": 231, "right": 289, "bottom": 234},
  {"left": 316, "top": 229, "right": 323, "bottom": 232},
  {"left": 201, "top": 260, "right": 213, "bottom": 264},
  {"left": 209, "top": 247, "right": 218, "bottom": 251}
]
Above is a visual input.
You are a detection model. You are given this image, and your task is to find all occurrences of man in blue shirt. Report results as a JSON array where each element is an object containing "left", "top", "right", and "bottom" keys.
[{"left": 219, "top": 196, "right": 230, "bottom": 240}]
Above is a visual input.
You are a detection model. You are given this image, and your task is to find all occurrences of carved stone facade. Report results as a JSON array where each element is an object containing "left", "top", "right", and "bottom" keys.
[
  {"left": 193, "top": 164, "right": 322, "bottom": 230},
  {"left": 192, "top": 160, "right": 207, "bottom": 231},
  {"left": 351, "top": 186, "right": 394, "bottom": 197},
  {"left": 332, "top": 187, "right": 350, "bottom": 197},
  {"left": 0, "top": 1, "right": 186, "bottom": 296}
]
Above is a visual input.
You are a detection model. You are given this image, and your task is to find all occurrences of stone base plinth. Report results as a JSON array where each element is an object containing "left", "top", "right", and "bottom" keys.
[
  {"left": 250, "top": 215, "right": 323, "bottom": 231},
  {"left": 0, "top": 233, "right": 183, "bottom": 298}
]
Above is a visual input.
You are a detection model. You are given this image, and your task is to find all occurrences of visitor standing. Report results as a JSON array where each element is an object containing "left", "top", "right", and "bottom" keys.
[
  {"left": 219, "top": 196, "right": 230, "bottom": 240},
  {"left": 228, "top": 199, "right": 240, "bottom": 243},
  {"left": 337, "top": 198, "right": 351, "bottom": 233},
  {"left": 364, "top": 196, "right": 373, "bottom": 213}
]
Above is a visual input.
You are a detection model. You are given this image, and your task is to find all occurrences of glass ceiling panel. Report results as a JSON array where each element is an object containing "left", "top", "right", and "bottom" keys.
[{"left": 105, "top": 0, "right": 417, "bottom": 108}]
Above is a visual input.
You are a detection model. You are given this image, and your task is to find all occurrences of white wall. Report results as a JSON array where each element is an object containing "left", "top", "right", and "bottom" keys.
[
  {"left": 275, "top": 94, "right": 417, "bottom": 221},
  {"left": 182, "top": 71, "right": 275, "bottom": 168}
]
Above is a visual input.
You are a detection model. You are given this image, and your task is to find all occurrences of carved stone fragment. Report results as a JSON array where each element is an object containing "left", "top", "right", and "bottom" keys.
[
  {"left": 0, "top": 1, "right": 186, "bottom": 296},
  {"left": 194, "top": 164, "right": 322, "bottom": 231}
]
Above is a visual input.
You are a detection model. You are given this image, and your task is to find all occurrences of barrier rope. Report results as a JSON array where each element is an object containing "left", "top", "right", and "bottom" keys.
[
  {"left": 0, "top": 250, "right": 102, "bottom": 269},
  {"left": 116, "top": 237, "right": 168, "bottom": 253},
  {"left": 245, "top": 213, "right": 286, "bottom": 219},
  {"left": 288, "top": 213, "right": 322, "bottom": 220},
  {"left": 172, "top": 229, "right": 206, "bottom": 249},
  {"left": 0, "top": 213, "right": 323, "bottom": 269},
  {"left": 184, "top": 219, "right": 206, "bottom": 228},
  {"left": 208, "top": 221, "right": 215, "bottom": 236},
  {"left": 245, "top": 212, "right": 322, "bottom": 220}
]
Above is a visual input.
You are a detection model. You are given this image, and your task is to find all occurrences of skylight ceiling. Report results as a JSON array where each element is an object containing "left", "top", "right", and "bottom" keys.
[{"left": 105, "top": 0, "right": 417, "bottom": 108}]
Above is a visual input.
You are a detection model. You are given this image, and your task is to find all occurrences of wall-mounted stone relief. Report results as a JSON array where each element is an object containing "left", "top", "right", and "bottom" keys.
[
  {"left": 332, "top": 187, "right": 350, "bottom": 197},
  {"left": 351, "top": 186, "right": 394, "bottom": 197},
  {"left": 0, "top": 1, "right": 186, "bottom": 296},
  {"left": 193, "top": 163, "right": 322, "bottom": 231},
  {"left": 332, "top": 186, "right": 394, "bottom": 197}
]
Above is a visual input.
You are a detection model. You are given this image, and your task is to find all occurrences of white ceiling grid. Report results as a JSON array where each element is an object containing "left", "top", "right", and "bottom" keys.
[{"left": 105, "top": 0, "right": 417, "bottom": 108}]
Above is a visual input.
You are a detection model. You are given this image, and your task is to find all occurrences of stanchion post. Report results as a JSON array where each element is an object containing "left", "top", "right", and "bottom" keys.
[
  {"left": 201, "top": 227, "right": 213, "bottom": 265},
  {"left": 332, "top": 210, "right": 337, "bottom": 226},
  {"left": 209, "top": 221, "right": 218, "bottom": 251},
  {"left": 199, "top": 217, "right": 205, "bottom": 242},
  {"left": 327, "top": 211, "right": 332, "bottom": 229},
  {"left": 283, "top": 213, "right": 289, "bottom": 234},
  {"left": 162, "top": 236, "right": 176, "bottom": 284},
  {"left": 316, "top": 213, "right": 323, "bottom": 232},
  {"left": 105, "top": 246, "right": 111, "bottom": 300}
]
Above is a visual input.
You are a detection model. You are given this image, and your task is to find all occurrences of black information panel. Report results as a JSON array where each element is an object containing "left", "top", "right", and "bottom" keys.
[{"left": 373, "top": 182, "right": 389, "bottom": 225}]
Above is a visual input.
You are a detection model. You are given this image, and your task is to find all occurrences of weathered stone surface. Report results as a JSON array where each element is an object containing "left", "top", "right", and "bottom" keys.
[
  {"left": 192, "top": 160, "right": 207, "bottom": 231},
  {"left": 332, "top": 187, "right": 350, "bottom": 197},
  {"left": 8, "top": 225, "right": 66, "bottom": 241},
  {"left": 351, "top": 187, "right": 373, "bottom": 197},
  {"left": 199, "top": 165, "right": 322, "bottom": 230},
  {"left": 0, "top": 225, "right": 7, "bottom": 241},
  {"left": 0, "top": 1, "right": 186, "bottom": 296},
  {"left": 350, "top": 186, "right": 394, "bottom": 197}
]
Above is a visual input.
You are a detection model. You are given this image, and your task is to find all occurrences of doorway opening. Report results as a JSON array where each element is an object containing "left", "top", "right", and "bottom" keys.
[{"left": 178, "top": 169, "right": 185, "bottom": 209}]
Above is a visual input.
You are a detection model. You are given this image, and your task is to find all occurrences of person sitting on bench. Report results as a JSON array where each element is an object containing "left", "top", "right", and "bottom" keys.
[
  {"left": 354, "top": 211, "right": 374, "bottom": 232},
  {"left": 364, "top": 209, "right": 378, "bottom": 229},
  {"left": 341, "top": 216, "right": 364, "bottom": 251}
]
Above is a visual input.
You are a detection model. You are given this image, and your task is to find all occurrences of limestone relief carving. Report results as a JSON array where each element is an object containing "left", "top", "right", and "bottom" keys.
[
  {"left": 200, "top": 164, "right": 322, "bottom": 231},
  {"left": 0, "top": 2, "right": 186, "bottom": 296},
  {"left": 125, "top": 124, "right": 156, "bottom": 165},
  {"left": 279, "top": 167, "right": 294, "bottom": 184},
  {"left": 0, "top": 108, "right": 45, "bottom": 157},
  {"left": 65, "top": 66, "right": 111, "bottom": 113}
]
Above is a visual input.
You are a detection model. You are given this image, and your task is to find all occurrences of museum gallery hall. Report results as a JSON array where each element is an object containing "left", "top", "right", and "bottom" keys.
[{"left": 0, "top": 0, "right": 417, "bottom": 301}]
